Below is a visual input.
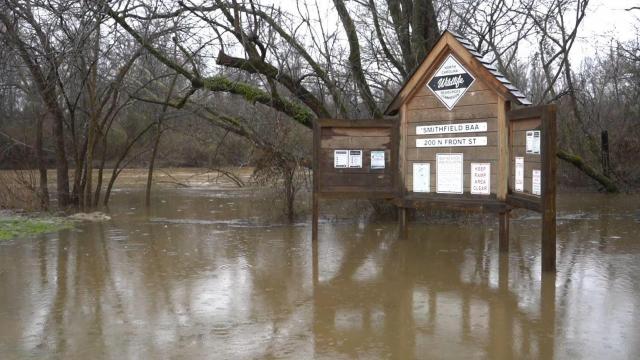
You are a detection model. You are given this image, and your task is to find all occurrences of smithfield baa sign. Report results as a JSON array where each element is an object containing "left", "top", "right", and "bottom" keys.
[{"left": 427, "top": 54, "right": 475, "bottom": 110}]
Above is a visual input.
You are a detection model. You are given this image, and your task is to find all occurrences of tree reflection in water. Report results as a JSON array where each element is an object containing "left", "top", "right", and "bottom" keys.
[{"left": 0, "top": 189, "right": 638, "bottom": 359}]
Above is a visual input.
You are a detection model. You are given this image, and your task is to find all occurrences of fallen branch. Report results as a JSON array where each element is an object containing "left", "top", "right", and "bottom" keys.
[{"left": 208, "top": 168, "right": 245, "bottom": 187}]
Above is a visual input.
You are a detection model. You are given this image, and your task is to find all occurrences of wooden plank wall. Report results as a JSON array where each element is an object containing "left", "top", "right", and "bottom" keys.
[
  {"left": 404, "top": 78, "right": 500, "bottom": 195},
  {"left": 318, "top": 126, "right": 394, "bottom": 194}
]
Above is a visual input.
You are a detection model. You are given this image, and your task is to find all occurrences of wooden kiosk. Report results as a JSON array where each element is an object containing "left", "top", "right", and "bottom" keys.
[{"left": 313, "top": 31, "right": 557, "bottom": 272}]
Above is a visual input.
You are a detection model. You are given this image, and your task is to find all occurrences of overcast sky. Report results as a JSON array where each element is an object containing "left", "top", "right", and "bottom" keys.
[
  {"left": 577, "top": 0, "right": 639, "bottom": 57},
  {"left": 267, "top": 0, "right": 639, "bottom": 62}
]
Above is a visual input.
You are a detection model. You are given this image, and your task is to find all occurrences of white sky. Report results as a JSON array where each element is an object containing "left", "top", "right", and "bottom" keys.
[
  {"left": 576, "top": 0, "right": 639, "bottom": 58},
  {"left": 266, "top": 0, "right": 640, "bottom": 63}
]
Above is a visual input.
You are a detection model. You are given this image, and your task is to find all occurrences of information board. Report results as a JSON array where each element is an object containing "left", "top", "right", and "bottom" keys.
[{"left": 313, "top": 119, "right": 398, "bottom": 198}]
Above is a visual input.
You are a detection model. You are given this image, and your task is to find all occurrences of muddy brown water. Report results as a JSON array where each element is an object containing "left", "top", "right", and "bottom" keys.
[{"left": 1, "top": 185, "right": 639, "bottom": 359}]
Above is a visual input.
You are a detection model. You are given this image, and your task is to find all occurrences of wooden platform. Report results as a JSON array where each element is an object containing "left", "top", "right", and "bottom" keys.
[{"left": 392, "top": 194, "right": 509, "bottom": 212}]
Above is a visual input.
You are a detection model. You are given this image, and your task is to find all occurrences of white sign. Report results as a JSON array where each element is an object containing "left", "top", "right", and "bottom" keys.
[
  {"left": 515, "top": 157, "right": 524, "bottom": 192},
  {"left": 416, "top": 136, "right": 487, "bottom": 148},
  {"left": 526, "top": 130, "right": 541, "bottom": 154},
  {"left": 533, "top": 131, "right": 541, "bottom": 154},
  {"left": 526, "top": 131, "right": 534, "bottom": 153},
  {"left": 532, "top": 169, "right": 542, "bottom": 195},
  {"left": 416, "top": 122, "right": 487, "bottom": 135},
  {"left": 348, "top": 150, "right": 363, "bottom": 168},
  {"left": 413, "top": 163, "right": 430, "bottom": 193},
  {"left": 370, "top": 151, "right": 385, "bottom": 169},
  {"left": 436, "top": 153, "right": 464, "bottom": 194},
  {"left": 427, "top": 54, "right": 476, "bottom": 110},
  {"left": 334, "top": 150, "right": 348, "bottom": 168},
  {"left": 471, "top": 163, "right": 491, "bottom": 195}
]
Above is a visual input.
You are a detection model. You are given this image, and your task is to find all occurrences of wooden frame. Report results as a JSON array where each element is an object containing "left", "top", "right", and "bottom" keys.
[
  {"left": 506, "top": 105, "right": 557, "bottom": 272},
  {"left": 312, "top": 118, "right": 399, "bottom": 242}
]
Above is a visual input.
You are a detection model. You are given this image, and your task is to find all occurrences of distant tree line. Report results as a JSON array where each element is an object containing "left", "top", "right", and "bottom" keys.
[{"left": 1, "top": 0, "right": 638, "bottom": 215}]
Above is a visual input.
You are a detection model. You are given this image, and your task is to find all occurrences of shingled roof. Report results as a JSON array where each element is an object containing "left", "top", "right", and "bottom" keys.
[{"left": 384, "top": 30, "right": 531, "bottom": 116}]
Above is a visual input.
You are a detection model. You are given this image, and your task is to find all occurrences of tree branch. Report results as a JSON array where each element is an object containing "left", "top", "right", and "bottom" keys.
[{"left": 333, "top": 0, "right": 383, "bottom": 118}]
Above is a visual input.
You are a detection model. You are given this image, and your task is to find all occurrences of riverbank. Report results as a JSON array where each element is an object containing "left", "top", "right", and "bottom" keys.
[{"left": 0, "top": 211, "right": 73, "bottom": 240}]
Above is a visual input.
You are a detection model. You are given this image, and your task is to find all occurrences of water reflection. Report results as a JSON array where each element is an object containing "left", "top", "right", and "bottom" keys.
[
  {"left": 311, "top": 223, "right": 559, "bottom": 359},
  {"left": 0, "top": 189, "right": 639, "bottom": 359}
]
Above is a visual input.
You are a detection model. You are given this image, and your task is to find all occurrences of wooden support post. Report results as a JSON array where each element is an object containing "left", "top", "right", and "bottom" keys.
[
  {"left": 312, "top": 214, "right": 319, "bottom": 286},
  {"left": 399, "top": 207, "right": 408, "bottom": 239},
  {"left": 498, "top": 249, "right": 509, "bottom": 290},
  {"left": 397, "top": 104, "right": 407, "bottom": 239},
  {"left": 497, "top": 98, "right": 510, "bottom": 201},
  {"left": 312, "top": 119, "right": 320, "bottom": 244},
  {"left": 539, "top": 272, "right": 556, "bottom": 359},
  {"left": 498, "top": 210, "right": 510, "bottom": 253},
  {"left": 312, "top": 193, "right": 319, "bottom": 243},
  {"left": 541, "top": 106, "right": 557, "bottom": 272}
]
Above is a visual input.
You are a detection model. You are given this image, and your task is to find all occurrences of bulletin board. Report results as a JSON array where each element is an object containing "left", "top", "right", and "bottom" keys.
[{"left": 312, "top": 119, "right": 399, "bottom": 199}]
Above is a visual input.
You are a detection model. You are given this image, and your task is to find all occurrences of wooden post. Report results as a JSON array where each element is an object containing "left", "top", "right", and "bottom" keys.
[
  {"left": 312, "top": 120, "right": 320, "bottom": 244},
  {"left": 498, "top": 210, "right": 510, "bottom": 253},
  {"left": 312, "top": 193, "right": 319, "bottom": 243},
  {"left": 312, "top": 216, "right": 319, "bottom": 286},
  {"left": 541, "top": 106, "right": 557, "bottom": 272},
  {"left": 539, "top": 272, "right": 556, "bottom": 359},
  {"left": 498, "top": 98, "right": 510, "bottom": 254},
  {"left": 399, "top": 207, "right": 408, "bottom": 239},
  {"left": 398, "top": 104, "right": 408, "bottom": 239},
  {"left": 497, "top": 98, "right": 510, "bottom": 201},
  {"left": 498, "top": 250, "right": 509, "bottom": 290}
]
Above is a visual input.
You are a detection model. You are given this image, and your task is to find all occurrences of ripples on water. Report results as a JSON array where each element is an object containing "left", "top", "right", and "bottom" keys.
[{"left": 0, "top": 189, "right": 639, "bottom": 359}]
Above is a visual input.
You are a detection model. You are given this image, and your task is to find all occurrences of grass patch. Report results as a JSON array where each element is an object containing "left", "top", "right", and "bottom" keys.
[{"left": 0, "top": 216, "right": 73, "bottom": 240}]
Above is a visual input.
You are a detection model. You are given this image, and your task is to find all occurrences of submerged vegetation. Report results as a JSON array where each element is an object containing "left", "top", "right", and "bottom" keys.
[{"left": 0, "top": 216, "right": 73, "bottom": 241}]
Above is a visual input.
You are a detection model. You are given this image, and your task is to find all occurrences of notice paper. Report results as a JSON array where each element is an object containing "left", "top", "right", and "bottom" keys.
[
  {"left": 348, "top": 150, "right": 362, "bottom": 168},
  {"left": 436, "top": 153, "right": 463, "bottom": 194},
  {"left": 370, "top": 151, "right": 385, "bottom": 169},
  {"left": 526, "top": 131, "right": 534, "bottom": 153},
  {"left": 526, "top": 130, "right": 541, "bottom": 154},
  {"left": 413, "top": 163, "right": 430, "bottom": 192},
  {"left": 532, "top": 169, "right": 542, "bottom": 195},
  {"left": 334, "top": 150, "right": 348, "bottom": 168},
  {"left": 471, "top": 163, "right": 490, "bottom": 195},
  {"left": 533, "top": 131, "right": 541, "bottom": 154},
  {"left": 515, "top": 157, "right": 524, "bottom": 192}
]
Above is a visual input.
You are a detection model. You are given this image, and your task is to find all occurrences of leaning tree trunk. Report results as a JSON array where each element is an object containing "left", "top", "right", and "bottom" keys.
[{"left": 557, "top": 149, "right": 618, "bottom": 192}]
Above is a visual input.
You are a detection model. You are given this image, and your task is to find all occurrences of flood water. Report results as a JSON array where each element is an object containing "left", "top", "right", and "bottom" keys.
[{"left": 1, "top": 184, "right": 639, "bottom": 359}]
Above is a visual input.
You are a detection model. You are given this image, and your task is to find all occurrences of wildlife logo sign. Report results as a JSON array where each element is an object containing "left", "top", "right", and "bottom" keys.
[{"left": 427, "top": 54, "right": 475, "bottom": 110}]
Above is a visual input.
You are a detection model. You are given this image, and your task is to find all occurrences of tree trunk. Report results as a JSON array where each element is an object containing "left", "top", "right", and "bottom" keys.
[
  {"left": 145, "top": 128, "right": 161, "bottom": 207},
  {"left": 94, "top": 134, "right": 107, "bottom": 206},
  {"left": 52, "top": 107, "right": 70, "bottom": 208},
  {"left": 103, "top": 122, "right": 155, "bottom": 206},
  {"left": 145, "top": 72, "right": 179, "bottom": 207},
  {"left": 557, "top": 149, "right": 618, "bottom": 192},
  {"left": 284, "top": 168, "right": 295, "bottom": 222},
  {"left": 36, "top": 111, "right": 50, "bottom": 211}
]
